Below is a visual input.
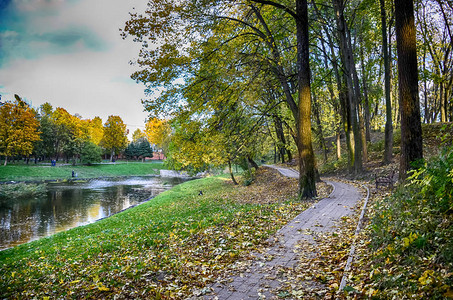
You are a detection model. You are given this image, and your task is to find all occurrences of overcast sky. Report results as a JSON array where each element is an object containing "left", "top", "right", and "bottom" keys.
[{"left": 0, "top": 0, "right": 150, "bottom": 135}]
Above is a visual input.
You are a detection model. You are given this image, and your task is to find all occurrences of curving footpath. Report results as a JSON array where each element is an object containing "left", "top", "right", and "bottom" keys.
[{"left": 204, "top": 166, "right": 362, "bottom": 299}]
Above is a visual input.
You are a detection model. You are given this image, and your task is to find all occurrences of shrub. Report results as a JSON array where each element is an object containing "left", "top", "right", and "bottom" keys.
[
  {"left": 367, "top": 147, "right": 453, "bottom": 297},
  {"left": 80, "top": 141, "right": 102, "bottom": 165}
]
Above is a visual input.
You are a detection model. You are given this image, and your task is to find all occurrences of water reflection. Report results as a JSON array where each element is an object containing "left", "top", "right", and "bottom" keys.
[{"left": 0, "top": 176, "right": 185, "bottom": 250}]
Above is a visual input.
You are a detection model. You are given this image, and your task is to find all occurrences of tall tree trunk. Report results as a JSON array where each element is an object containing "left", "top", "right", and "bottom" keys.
[
  {"left": 395, "top": 0, "right": 423, "bottom": 180},
  {"left": 296, "top": 0, "right": 317, "bottom": 198},
  {"left": 274, "top": 116, "right": 287, "bottom": 163},
  {"left": 333, "top": 0, "right": 362, "bottom": 174},
  {"left": 319, "top": 35, "right": 342, "bottom": 160},
  {"left": 313, "top": 94, "right": 328, "bottom": 162},
  {"left": 359, "top": 39, "right": 372, "bottom": 142},
  {"left": 422, "top": 48, "right": 429, "bottom": 123},
  {"left": 3, "top": 156, "right": 7, "bottom": 166},
  {"left": 336, "top": 129, "right": 341, "bottom": 160},
  {"left": 381, "top": 0, "right": 394, "bottom": 164}
]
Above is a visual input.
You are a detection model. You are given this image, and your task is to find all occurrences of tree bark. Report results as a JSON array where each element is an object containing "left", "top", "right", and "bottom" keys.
[
  {"left": 395, "top": 0, "right": 423, "bottom": 180},
  {"left": 381, "top": 0, "right": 394, "bottom": 164},
  {"left": 296, "top": 0, "right": 317, "bottom": 198},
  {"left": 247, "top": 155, "right": 259, "bottom": 169},
  {"left": 274, "top": 116, "right": 287, "bottom": 163},
  {"left": 313, "top": 94, "right": 328, "bottom": 162},
  {"left": 228, "top": 160, "right": 238, "bottom": 185}
]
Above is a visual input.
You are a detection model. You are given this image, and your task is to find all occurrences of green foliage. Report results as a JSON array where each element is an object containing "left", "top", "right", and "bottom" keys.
[
  {"left": 319, "top": 156, "right": 349, "bottom": 174},
  {"left": 80, "top": 142, "right": 102, "bottom": 165},
  {"left": 0, "top": 183, "right": 46, "bottom": 199},
  {"left": 125, "top": 138, "right": 153, "bottom": 161},
  {"left": 366, "top": 147, "right": 453, "bottom": 297}
]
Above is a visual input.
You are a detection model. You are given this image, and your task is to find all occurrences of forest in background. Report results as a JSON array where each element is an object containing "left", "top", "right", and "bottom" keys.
[
  {"left": 0, "top": 96, "right": 170, "bottom": 166},
  {"left": 122, "top": 0, "right": 452, "bottom": 197}
]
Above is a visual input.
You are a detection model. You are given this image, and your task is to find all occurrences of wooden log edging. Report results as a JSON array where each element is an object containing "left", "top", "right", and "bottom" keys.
[{"left": 338, "top": 182, "right": 370, "bottom": 294}]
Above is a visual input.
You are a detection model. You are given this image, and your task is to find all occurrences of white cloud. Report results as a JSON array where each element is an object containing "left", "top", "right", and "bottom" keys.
[{"left": 0, "top": 0, "right": 151, "bottom": 136}]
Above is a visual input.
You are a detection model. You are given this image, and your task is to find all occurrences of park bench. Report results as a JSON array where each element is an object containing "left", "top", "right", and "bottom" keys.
[{"left": 375, "top": 170, "right": 395, "bottom": 189}]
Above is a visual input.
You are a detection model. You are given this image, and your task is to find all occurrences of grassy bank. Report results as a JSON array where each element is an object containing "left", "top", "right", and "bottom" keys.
[
  {"left": 343, "top": 148, "right": 453, "bottom": 298},
  {"left": 0, "top": 161, "right": 165, "bottom": 182},
  {"left": 0, "top": 168, "right": 315, "bottom": 299}
]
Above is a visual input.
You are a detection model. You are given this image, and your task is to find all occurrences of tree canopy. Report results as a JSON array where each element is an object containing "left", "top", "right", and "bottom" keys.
[{"left": 0, "top": 95, "right": 40, "bottom": 165}]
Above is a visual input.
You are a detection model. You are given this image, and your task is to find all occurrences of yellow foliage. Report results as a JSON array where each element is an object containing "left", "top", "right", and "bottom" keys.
[
  {"left": 419, "top": 269, "right": 435, "bottom": 285},
  {"left": 0, "top": 97, "right": 41, "bottom": 160},
  {"left": 145, "top": 118, "right": 171, "bottom": 150}
]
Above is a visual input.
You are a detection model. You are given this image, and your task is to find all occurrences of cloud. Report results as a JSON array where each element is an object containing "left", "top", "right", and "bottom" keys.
[{"left": 0, "top": 0, "right": 150, "bottom": 136}]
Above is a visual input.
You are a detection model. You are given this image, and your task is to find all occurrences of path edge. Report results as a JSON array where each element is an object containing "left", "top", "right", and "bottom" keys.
[{"left": 338, "top": 183, "right": 370, "bottom": 294}]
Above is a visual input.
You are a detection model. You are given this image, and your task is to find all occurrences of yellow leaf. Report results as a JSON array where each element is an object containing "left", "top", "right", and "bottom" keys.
[
  {"left": 98, "top": 285, "right": 110, "bottom": 292},
  {"left": 402, "top": 237, "right": 410, "bottom": 248},
  {"left": 419, "top": 270, "right": 434, "bottom": 285},
  {"left": 11, "top": 272, "right": 15, "bottom": 278}
]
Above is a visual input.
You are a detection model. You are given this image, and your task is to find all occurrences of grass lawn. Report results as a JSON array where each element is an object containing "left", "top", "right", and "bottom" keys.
[
  {"left": 0, "top": 161, "right": 166, "bottom": 182},
  {"left": 0, "top": 168, "right": 313, "bottom": 299}
]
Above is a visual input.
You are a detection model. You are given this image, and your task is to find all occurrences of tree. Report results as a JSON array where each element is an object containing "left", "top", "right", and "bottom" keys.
[
  {"left": 381, "top": 0, "right": 394, "bottom": 164},
  {"left": 125, "top": 1, "right": 318, "bottom": 198},
  {"left": 80, "top": 141, "right": 102, "bottom": 165},
  {"left": 87, "top": 116, "right": 104, "bottom": 146},
  {"left": 52, "top": 107, "right": 84, "bottom": 164},
  {"left": 125, "top": 138, "right": 153, "bottom": 162},
  {"left": 395, "top": 0, "right": 423, "bottom": 179},
  {"left": 101, "top": 115, "right": 128, "bottom": 161},
  {"left": 135, "top": 138, "right": 153, "bottom": 162},
  {"left": 35, "top": 102, "right": 58, "bottom": 160},
  {"left": 144, "top": 118, "right": 171, "bottom": 153},
  {"left": 0, "top": 95, "right": 40, "bottom": 165},
  {"left": 132, "top": 129, "right": 146, "bottom": 143}
]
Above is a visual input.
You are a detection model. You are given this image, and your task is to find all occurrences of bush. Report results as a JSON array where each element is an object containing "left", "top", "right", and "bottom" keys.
[{"left": 80, "top": 142, "right": 102, "bottom": 165}]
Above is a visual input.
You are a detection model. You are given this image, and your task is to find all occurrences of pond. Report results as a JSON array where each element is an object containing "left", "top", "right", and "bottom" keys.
[{"left": 0, "top": 176, "right": 187, "bottom": 250}]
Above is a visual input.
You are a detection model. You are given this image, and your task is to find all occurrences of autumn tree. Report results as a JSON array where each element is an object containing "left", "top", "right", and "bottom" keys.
[
  {"left": 132, "top": 128, "right": 146, "bottom": 143},
  {"left": 52, "top": 107, "right": 85, "bottom": 164},
  {"left": 144, "top": 118, "right": 171, "bottom": 154},
  {"left": 101, "top": 115, "right": 128, "bottom": 161},
  {"left": 0, "top": 95, "right": 40, "bottom": 165},
  {"left": 124, "top": 1, "right": 318, "bottom": 198},
  {"left": 87, "top": 116, "right": 104, "bottom": 146}
]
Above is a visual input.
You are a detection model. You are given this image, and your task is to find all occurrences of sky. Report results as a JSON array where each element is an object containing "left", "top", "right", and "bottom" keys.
[{"left": 0, "top": 0, "right": 150, "bottom": 136}]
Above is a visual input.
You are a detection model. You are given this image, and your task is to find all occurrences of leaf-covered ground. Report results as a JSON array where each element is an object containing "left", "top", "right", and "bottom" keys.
[{"left": 0, "top": 167, "right": 330, "bottom": 299}]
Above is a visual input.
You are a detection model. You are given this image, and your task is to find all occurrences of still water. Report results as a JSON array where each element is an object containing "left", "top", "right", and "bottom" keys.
[{"left": 0, "top": 176, "right": 186, "bottom": 250}]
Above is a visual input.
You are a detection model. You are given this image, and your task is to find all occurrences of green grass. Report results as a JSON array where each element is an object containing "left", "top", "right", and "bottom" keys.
[
  {"left": 0, "top": 161, "right": 166, "bottom": 182},
  {"left": 0, "top": 175, "right": 308, "bottom": 299}
]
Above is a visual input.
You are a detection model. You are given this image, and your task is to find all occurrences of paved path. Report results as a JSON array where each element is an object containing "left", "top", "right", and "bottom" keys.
[{"left": 204, "top": 167, "right": 362, "bottom": 299}]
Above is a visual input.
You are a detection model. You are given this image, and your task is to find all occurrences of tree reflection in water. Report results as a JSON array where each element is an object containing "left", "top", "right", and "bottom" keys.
[{"left": 0, "top": 176, "right": 186, "bottom": 250}]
